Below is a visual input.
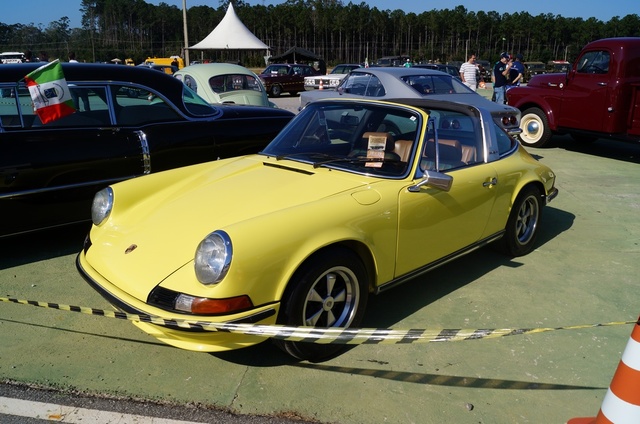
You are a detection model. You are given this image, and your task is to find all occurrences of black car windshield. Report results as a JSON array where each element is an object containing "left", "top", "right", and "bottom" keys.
[{"left": 261, "top": 101, "right": 421, "bottom": 178}]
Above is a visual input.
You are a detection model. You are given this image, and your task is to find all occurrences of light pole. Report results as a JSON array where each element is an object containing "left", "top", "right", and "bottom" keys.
[{"left": 182, "top": 0, "right": 189, "bottom": 66}]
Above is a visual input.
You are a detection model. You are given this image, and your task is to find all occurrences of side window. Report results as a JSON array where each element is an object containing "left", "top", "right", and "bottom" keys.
[
  {"left": 421, "top": 112, "right": 482, "bottom": 171},
  {"left": 0, "top": 85, "right": 110, "bottom": 128},
  {"left": 113, "top": 85, "right": 181, "bottom": 126},
  {"left": 48, "top": 86, "right": 110, "bottom": 127},
  {"left": 342, "top": 73, "right": 370, "bottom": 95},
  {"left": 494, "top": 122, "right": 517, "bottom": 156},
  {"left": 577, "top": 51, "right": 610, "bottom": 74},
  {"left": 364, "top": 75, "right": 385, "bottom": 97},
  {"left": 183, "top": 75, "right": 198, "bottom": 91}
]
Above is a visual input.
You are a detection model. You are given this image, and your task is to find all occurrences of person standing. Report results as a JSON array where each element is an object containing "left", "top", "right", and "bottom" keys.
[
  {"left": 459, "top": 53, "right": 479, "bottom": 91},
  {"left": 493, "top": 52, "right": 512, "bottom": 104},
  {"left": 404, "top": 58, "right": 412, "bottom": 68},
  {"left": 509, "top": 53, "right": 525, "bottom": 87}
]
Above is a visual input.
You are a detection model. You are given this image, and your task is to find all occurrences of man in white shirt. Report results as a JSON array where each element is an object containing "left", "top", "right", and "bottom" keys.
[{"left": 459, "top": 54, "right": 479, "bottom": 91}]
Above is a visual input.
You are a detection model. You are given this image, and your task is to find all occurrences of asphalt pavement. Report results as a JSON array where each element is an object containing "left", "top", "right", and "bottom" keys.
[{"left": 1, "top": 94, "right": 639, "bottom": 423}]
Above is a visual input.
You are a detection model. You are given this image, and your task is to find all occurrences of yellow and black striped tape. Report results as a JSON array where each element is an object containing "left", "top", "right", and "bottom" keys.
[{"left": 2, "top": 296, "right": 636, "bottom": 345}]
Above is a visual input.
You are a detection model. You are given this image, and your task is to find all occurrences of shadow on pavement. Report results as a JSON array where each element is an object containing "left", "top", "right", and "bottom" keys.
[
  {"left": 292, "top": 362, "right": 605, "bottom": 391},
  {"left": 546, "top": 135, "right": 640, "bottom": 164},
  {"left": 0, "top": 223, "right": 89, "bottom": 269}
]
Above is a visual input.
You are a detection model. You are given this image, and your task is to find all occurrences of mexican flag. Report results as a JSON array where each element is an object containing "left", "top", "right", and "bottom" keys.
[{"left": 24, "top": 59, "right": 75, "bottom": 124}]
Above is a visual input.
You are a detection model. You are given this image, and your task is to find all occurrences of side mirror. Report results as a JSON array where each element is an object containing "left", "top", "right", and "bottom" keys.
[{"left": 408, "top": 170, "right": 453, "bottom": 193}]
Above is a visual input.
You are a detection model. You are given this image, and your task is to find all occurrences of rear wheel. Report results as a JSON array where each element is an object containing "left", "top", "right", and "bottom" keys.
[
  {"left": 274, "top": 247, "right": 368, "bottom": 361},
  {"left": 519, "top": 107, "right": 552, "bottom": 148},
  {"left": 498, "top": 186, "right": 542, "bottom": 257}
]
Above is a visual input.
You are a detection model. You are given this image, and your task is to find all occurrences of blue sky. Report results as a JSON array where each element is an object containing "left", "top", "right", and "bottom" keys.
[{"left": 4, "top": 0, "right": 638, "bottom": 28}]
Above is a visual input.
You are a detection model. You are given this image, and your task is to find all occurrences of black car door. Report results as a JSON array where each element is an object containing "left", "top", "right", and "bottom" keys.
[{"left": 0, "top": 85, "right": 145, "bottom": 236}]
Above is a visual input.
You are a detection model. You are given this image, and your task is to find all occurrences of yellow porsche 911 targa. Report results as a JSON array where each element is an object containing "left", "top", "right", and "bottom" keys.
[{"left": 77, "top": 98, "right": 558, "bottom": 361}]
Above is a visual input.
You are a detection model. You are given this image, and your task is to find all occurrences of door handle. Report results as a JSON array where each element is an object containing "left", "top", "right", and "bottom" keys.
[{"left": 483, "top": 177, "right": 498, "bottom": 187}]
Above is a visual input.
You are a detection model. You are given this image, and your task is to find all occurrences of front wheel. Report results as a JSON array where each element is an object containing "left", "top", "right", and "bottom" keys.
[
  {"left": 270, "top": 84, "right": 282, "bottom": 97},
  {"left": 498, "top": 186, "right": 542, "bottom": 257},
  {"left": 274, "top": 247, "right": 368, "bottom": 361},
  {"left": 518, "top": 107, "right": 552, "bottom": 148}
]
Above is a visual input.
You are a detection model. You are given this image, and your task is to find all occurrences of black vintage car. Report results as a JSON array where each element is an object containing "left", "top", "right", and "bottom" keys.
[{"left": 0, "top": 63, "right": 295, "bottom": 237}]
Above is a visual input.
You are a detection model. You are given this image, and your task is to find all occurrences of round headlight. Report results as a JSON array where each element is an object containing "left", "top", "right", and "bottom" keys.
[
  {"left": 91, "top": 187, "right": 113, "bottom": 226},
  {"left": 194, "top": 231, "right": 232, "bottom": 285}
]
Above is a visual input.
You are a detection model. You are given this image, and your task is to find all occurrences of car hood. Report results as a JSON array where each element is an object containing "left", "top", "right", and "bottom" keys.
[
  {"left": 86, "top": 155, "right": 374, "bottom": 300},
  {"left": 521, "top": 73, "right": 567, "bottom": 88}
]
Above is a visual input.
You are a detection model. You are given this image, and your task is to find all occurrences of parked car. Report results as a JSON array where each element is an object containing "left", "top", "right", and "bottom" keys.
[
  {"left": 547, "top": 60, "right": 571, "bottom": 73},
  {"left": 77, "top": 97, "right": 558, "bottom": 362},
  {"left": 523, "top": 61, "right": 547, "bottom": 82},
  {"left": 174, "top": 63, "right": 272, "bottom": 107},
  {"left": 259, "top": 63, "right": 320, "bottom": 97},
  {"left": 136, "top": 63, "right": 178, "bottom": 75},
  {"left": 0, "top": 63, "right": 295, "bottom": 237},
  {"left": 414, "top": 63, "right": 461, "bottom": 79},
  {"left": 299, "top": 67, "right": 521, "bottom": 135},
  {"left": 304, "top": 64, "right": 362, "bottom": 91}
]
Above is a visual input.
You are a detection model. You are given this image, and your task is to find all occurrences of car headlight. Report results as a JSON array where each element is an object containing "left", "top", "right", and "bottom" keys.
[
  {"left": 194, "top": 230, "right": 232, "bottom": 285},
  {"left": 91, "top": 187, "right": 113, "bottom": 226}
]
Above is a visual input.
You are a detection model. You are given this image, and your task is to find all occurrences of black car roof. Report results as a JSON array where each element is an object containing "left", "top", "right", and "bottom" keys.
[{"left": 1, "top": 62, "right": 186, "bottom": 106}]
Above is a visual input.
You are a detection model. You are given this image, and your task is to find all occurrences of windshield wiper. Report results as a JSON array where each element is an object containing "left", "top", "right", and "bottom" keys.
[
  {"left": 274, "top": 152, "right": 335, "bottom": 161},
  {"left": 312, "top": 156, "right": 402, "bottom": 169}
]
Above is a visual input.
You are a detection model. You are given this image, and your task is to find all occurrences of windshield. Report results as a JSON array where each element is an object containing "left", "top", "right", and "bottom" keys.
[{"left": 261, "top": 101, "right": 421, "bottom": 178}]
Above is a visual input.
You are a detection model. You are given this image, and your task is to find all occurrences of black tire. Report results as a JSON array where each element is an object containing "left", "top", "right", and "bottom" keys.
[
  {"left": 518, "top": 107, "right": 552, "bottom": 148},
  {"left": 274, "top": 247, "right": 368, "bottom": 361},
  {"left": 498, "top": 186, "right": 542, "bottom": 257},
  {"left": 270, "top": 84, "right": 282, "bottom": 97}
]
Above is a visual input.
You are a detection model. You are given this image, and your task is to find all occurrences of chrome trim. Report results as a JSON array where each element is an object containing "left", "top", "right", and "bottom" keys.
[
  {"left": 0, "top": 177, "right": 135, "bottom": 200},
  {"left": 374, "top": 232, "right": 504, "bottom": 294},
  {"left": 134, "top": 130, "right": 151, "bottom": 174},
  {"left": 546, "top": 187, "right": 559, "bottom": 204}
]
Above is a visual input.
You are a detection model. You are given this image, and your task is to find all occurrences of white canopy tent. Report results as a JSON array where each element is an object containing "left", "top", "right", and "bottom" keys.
[{"left": 189, "top": 3, "right": 269, "bottom": 51}]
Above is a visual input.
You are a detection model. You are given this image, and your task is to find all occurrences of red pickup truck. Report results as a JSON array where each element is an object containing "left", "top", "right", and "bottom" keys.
[{"left": 507, "top": 37, "right": 640, "bottom": 147}]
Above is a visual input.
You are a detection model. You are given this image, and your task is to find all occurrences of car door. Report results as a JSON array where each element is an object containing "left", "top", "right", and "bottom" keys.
[
  {"left": 395, "top": 166, "right": 497, "bottom": 276},
  {"left": 0, "top": 84, "right": 145, "bottom": 236},
  {"left": 557, "top": 49, "right": 611, "bottom": 132},
  {"left": 394, "top": 118, "right": 497, "bottom": 277}
]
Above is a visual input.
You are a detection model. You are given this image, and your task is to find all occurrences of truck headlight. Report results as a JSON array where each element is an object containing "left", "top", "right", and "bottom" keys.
[
  {"left": 91, "top": 187, "right": 113, "bottom": 226},
  {"left": 195, "top": 230, "right": 232, "bottom": 285}
]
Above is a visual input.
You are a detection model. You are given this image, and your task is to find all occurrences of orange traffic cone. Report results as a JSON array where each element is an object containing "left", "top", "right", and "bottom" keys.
[
  {"left": 568, "top": 316, "right": 640, "bottom": 424},
  {"left": 319, "top": 79, "right": 323, "bottom": 90}
]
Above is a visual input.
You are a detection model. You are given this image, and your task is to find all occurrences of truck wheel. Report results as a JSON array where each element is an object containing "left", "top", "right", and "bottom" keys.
[
  {"left": 270, "top": 85, "right": 282, "bottom": 97},
  {"left": 274, "top": 247, "right": 368, "bottom": 361},
  {"left": 519, "top": 107, "right": 552, "bottom": 148}
]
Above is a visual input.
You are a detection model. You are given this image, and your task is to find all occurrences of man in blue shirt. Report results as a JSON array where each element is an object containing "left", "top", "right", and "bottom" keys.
[
  {"left": 509, "top": 54, "right": 525, "bottom": 87},
  {"left": 493, "top": 52, "right": 512, "bottom": 104}
]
